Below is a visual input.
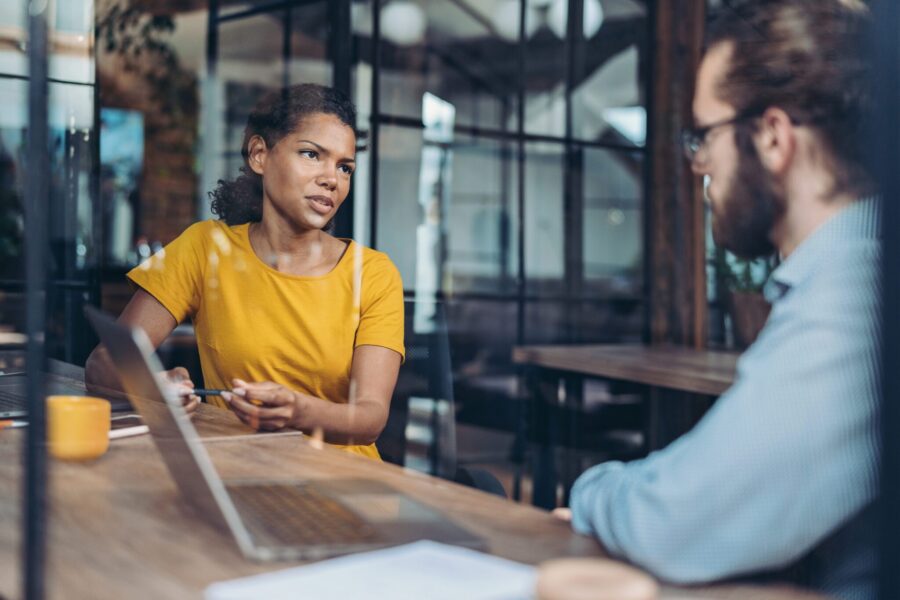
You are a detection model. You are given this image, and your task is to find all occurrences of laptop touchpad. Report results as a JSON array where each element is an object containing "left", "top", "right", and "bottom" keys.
[{"left": 339, "top": 493, "right": 441, "bottom": 523}]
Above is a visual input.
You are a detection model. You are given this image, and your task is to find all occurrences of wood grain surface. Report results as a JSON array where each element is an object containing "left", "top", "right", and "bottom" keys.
[
  {"left": 0, "top": 368, "right": 823, "bottom": 600},
  {"left": 513, "top": 344, "right": 739, "bottom": 396}
]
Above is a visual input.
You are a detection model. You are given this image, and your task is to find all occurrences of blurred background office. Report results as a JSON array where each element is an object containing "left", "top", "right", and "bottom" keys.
[{"left": 0, "top": 0, "right": 820, "bottom": 499}]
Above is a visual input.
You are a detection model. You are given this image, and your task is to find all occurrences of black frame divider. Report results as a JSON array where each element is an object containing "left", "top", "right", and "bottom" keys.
[
  {"left": 514, "top": 0, "right": 527, "bottom": 346},
  {"left": 24, "top": 1, "right": 51, "bottom": 598},
  {"left": 873, "top": 0, "right": 900, "bottom": 597},
  {"left": 368, "top": 0, "right": 382, "bottom": 249},
  {"left": 329, "top": 0, "right": 354, "bottom": 238}
]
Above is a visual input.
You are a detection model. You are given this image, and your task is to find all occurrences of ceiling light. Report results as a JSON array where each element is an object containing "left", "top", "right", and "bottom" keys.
[
  {"left": 492, "top": 0, "right": 540, "bottom": 42},
  {"left": 381, "top": 1, "right": 426, "bottom": 46},
  {"left": 547, "top": 0, "right": 604, "bottom": 39}
]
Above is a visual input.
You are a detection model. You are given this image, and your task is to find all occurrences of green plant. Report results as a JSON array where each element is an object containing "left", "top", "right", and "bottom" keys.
[
  {"left": 95, "top": 1, "right": 197, "bottom": 131},
  {"left": 710, "top": 247, "right": 777, "bottom": 295}
]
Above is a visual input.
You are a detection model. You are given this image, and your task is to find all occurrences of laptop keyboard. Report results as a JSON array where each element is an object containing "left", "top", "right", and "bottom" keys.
[
  {"left": 226, "top": 482, "right": 377, "bottom": 547},
  {"left": 0, "top": 389, "right": 25, "bottom": 411}
]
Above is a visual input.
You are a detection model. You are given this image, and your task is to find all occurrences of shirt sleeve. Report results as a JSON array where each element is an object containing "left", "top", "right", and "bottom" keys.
[
  {"left": 570, "top": 281, "right": 879, "bottom": 584},
  {"left": 355, "top": 252, "right": 405, "bottom": 361},
  {"left": 126, "top": 222, "right": 210, "bottom": 323}
]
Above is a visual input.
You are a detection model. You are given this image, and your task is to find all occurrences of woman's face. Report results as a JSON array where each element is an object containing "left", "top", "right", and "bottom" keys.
[{"left": 248, "top": 112, "right": 356, "bottom": 232}]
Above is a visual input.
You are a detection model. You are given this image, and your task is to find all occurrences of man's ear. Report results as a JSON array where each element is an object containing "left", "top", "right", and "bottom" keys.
[
  {"left": 755, "top": 107, "right": 796, "bottom": 176},
  {"left": 247, "top": 135, "right": 268, "bottom": 176}
]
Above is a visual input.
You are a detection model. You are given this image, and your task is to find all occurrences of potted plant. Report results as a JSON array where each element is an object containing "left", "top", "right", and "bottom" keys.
[{"left": 711, "top": 248, "right": 776, "bottom": 349}]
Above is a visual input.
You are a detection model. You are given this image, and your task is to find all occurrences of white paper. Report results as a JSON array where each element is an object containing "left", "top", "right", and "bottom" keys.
[{"left": 205, "top": 540, "right": 536, "bottom": 600}]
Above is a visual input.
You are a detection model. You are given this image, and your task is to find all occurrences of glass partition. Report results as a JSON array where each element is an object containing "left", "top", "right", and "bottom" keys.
[{"left": 0, "top": 1, "right": 98, "bottom": 363}]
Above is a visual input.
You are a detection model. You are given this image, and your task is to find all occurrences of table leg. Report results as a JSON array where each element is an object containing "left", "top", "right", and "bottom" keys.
[
  {"left": 647, "top": 388, "right": 714, "bottom": 450},
  {"left": 561, "top": 375, "right": 583, "bottom": 506},
  {"left": 529, "top": 368, "right": 561, "bottom": 509}
]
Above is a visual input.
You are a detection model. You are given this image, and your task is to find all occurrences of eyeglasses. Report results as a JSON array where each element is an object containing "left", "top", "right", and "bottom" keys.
[{"left": 681, "top": 110, "right": 763, "bottom": 163}]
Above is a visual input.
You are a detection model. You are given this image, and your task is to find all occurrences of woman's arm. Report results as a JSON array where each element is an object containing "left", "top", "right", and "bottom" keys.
[
  {"left": 225, "top": 344, "right": 402, "bottom": 445},
  {"left": 85, "top": 289, "right": 199, "bottom": 412}
]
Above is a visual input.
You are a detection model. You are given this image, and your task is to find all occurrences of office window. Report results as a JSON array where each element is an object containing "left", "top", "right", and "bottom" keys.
[
  {"left": 376, "top": 0, "right": 517, "bottom": 131},
  {"left": 364, "top": 0, "right": 651, "bottom": 382},
  {"left": 446, "top": 134, "right": 518, "bottom": 295},
  {"left": 523, "top": 1, "right": 567, "bottom": 137},
  {"left": 0, "top": 12, "right": 98, "bottom": 362},
  {"left": 88, "top": 0, "right": 651, "bottom": 401},
  {"left": 524, "top": 142, "right": 565, "bottom": 294},
  {"left": 571, "top": 1, "right": 647, "bottom": 147},
  {"left": 582, "top": 147, "right": 643, "bottom": 286}
]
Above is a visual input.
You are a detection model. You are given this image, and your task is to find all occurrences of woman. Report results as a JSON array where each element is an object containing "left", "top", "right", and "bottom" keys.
[{"left": 86, "top": 84, "right": 404, "bottom": 459}]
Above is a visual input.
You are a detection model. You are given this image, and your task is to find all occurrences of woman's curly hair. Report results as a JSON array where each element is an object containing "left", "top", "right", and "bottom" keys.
[{"left": 209, "top": 84, "right": 357, "bottom": 226}]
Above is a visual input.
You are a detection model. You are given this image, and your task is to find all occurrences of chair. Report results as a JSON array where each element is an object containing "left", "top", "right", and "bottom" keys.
[
  {"left": 380, "top": 298, "right": 457, "bottom": 478},
  {"left": 527, "top": 375, "right": 647, "bottom": 508},
  {"left": 379, "top": 299, "right": 505, "bottom": 497}
]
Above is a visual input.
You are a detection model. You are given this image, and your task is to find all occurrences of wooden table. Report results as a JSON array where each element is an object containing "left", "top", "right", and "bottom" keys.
[
  {"left": 513, "top": 344, "right": 740, "bottom": 508},
  {"left": 512, "top": 344, "right": 739, "bottom": 396},
  {"left": 0, "top": 368, "right": 822, "bottom": 599}
]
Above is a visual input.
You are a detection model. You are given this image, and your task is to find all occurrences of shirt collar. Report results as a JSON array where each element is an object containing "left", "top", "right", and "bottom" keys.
[{"left": 763, "top": 197, "right": 880, "bottom": 303}]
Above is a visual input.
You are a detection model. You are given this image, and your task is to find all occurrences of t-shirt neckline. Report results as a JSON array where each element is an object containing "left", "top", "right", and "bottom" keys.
[{"left": 239, "top": 222, "right": 354, "bottom": 281}]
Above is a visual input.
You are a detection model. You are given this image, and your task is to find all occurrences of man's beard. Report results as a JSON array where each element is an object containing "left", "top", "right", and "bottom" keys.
[{"left": 710, "top": 128, "right": 785, "bottom": 260}]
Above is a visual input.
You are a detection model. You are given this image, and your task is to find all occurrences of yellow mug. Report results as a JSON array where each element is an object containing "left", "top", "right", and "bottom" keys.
[{"left": 47, "top": 395, "right": 111, "bottom": 460}]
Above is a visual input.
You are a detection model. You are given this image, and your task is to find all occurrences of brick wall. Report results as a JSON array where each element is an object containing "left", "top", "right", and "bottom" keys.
[{"left": 96, "top": 26, "right": 199, "bottom": 246}]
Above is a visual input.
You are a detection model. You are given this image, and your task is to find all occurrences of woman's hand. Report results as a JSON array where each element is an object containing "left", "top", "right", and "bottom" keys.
[
  {"left": 224, "top": 378, "right": 305, "bottom": 431},
  {"left": 162, "top": 366, "right": 200, "bottom": 416}
]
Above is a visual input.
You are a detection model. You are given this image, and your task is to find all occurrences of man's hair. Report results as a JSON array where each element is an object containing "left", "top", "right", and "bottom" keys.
[{"left": 707, "top": 0, "right": 873, "bottom": 196}]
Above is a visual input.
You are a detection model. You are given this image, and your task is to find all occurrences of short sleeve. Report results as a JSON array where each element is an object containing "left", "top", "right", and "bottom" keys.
[
  {"left": 355, "top": 252, "right": 405, "bottom": 361},
  {"left": 126, "top": 221, "right": 210, "bottom": 323}
]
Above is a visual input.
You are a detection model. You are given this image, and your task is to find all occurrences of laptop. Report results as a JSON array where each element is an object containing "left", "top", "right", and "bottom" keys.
[
  {"left": 0, "top": 360, "right": 131, "bottom": 419},
  {"left": 84, "top": 306, "right": 483, "bottom": 562}
]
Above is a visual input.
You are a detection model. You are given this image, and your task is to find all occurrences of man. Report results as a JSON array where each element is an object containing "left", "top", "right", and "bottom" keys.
[{"left": 566, "top": 1, "right": 879, "bottom": 598}]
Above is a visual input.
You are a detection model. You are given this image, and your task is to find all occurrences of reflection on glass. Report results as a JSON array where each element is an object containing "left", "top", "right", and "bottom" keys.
[
  {"left": 524, "top": 142, "right": 564, "bottom": 294},
  {"left": 51, "top": 0, "right": 95, "bottom": 84},
  {"left": 582, "top": 147, "right": 642, "bottom": 291},
  {"left": 447, "top": 134, "right": 518, "bottom": 295},
  {"left": 0, "top": 79, "right": 96, "bottom": 273},
  {"left": 571, "top": 0, "right": 647, "bottom": 145},
  {"left": 524, "top": 0, "right": 567, "bottom": 137},
  {"left": 376, "top": 118, "right": 520, "bottom": 298},
  {"left": 218, "top": 14, "right": 285, "bottom": 88},
  {"left": 377, "top": 0, "right": 518, "bottom": 131},
  {"left": 0, "top": 80, "right": 25, "bottom": 290},
  {"left": 205, "top": 5, "right": 334, "bottom": 222},
  {"left": 211, "top": 36, "right": 282, "bottom": 220},
  {"left": 288, "top": 2, "right": 332, "bottom": 87},
  {"left": 376, "top": 125, "right": 423, "bottom": 288},
  {"left": 0, "top": 41, "right": 97, "bottom": 356},
  {"left": 101, "top": 109, "right": 144, "bottom": 266},
  {"left": 413, "top": 93, "right": 455, "bottom": 332},
  {"left": 0, "top": 5, "right": 25, "bottom": 78}
]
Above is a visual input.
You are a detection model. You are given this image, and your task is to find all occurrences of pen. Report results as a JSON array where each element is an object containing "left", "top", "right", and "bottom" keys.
[{"left": 190, "top": 388, "right": 263, "bottom": 406}]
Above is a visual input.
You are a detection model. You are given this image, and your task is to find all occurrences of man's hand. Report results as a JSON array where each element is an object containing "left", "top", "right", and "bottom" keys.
[{"left": 552, "top": 508, "right": 572, "bottom": 522}]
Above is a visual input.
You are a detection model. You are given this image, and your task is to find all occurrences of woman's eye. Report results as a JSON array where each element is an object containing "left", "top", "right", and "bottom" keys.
[
  {"left": 339, "top": 165, "right": 354, "bottom": 175},
  {"left": 299, "top": 150, "right": 318, "bottom": 159}
]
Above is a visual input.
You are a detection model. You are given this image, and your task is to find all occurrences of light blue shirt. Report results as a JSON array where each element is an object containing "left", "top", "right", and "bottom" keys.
[{"left": 571, "top": 199, "right": 881, "bottom": 600}]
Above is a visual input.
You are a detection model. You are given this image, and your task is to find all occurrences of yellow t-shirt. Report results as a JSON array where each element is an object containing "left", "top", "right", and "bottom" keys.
[{"left": 127, "top": 220, "right": 405, "bottom": 460}]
